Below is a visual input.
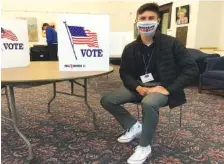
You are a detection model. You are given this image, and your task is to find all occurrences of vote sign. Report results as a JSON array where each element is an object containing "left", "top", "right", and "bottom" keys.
[
  {"left": 1, "top": 19, "right": 30, "bottom": 68},
  {"left": 57, "top": 14, "right": 110, "bottom": 71}
]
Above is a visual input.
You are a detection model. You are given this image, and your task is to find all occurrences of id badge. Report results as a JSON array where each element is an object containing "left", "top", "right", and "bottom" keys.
[{"left": 140, "top": 73, "right": 154, "bottom": 83}]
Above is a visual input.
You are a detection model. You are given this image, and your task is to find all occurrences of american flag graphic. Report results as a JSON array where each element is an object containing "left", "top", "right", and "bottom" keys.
[
  {"left": 1, "top": 27, "right": 18, "bottom": 41},
  {"left": 139, "top": 25, "right": 155, "bottom": 32},
  {"left": 67, "top": 26, "right": 98, "bottom": 48}
]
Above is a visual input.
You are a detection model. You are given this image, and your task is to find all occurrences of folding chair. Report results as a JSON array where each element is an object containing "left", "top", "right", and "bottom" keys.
[{"left": 135, "top": 103, "right": 183, "bottom": 147}]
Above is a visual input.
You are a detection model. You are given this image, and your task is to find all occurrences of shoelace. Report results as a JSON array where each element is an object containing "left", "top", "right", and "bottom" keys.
[
  {"left": 119, "top": 124, "right": 138, "bottom": 137},
  {"left": 117, "top": 129, "right": 130, "bottom": 138},
  {"left": 124, "top": 127, "right": 132, "bottom": 134},
  {"left": 134, "top": 146, "right": 141, "bottom": 151},
  {"left": 134, "top": 146, "right": 149, "bottom": 153},
  {"left": 133, "top": 146, "right": 145, "bottom": 158}
]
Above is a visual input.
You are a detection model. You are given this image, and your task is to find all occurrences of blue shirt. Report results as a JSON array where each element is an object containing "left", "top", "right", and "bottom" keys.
[{"left": 46, "top": 26, "right": 58, "bottom": 45}]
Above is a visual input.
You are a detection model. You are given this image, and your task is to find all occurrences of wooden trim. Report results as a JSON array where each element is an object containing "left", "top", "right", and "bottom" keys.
[
  {"left": 159, "top": 2, "right": 173, "bottom": 29},
  {"left": 214, "top": 50, "right": 224, "bottom": 52},
  {"left": 159, "top": 2, "right": 173, "bottom": 11},
  {"left": 199, "top": 47, "right": 218, "bottom": 50}
]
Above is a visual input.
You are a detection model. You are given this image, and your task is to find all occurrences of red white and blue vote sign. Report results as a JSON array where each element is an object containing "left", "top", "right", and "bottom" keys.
[
  {"left": 1, "top": 20, "right": 30, "bottom": 68},
  {"left": 58, "top": 14, "right": 110, "bottom": 71}
]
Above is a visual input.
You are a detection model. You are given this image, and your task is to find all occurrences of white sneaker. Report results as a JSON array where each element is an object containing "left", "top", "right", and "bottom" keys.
[
  {"left": 127, "top": 145, "right": 151, "bottom": 164},
  {"left": 117, "top": 122, "right": 142, "bottom": 143}
]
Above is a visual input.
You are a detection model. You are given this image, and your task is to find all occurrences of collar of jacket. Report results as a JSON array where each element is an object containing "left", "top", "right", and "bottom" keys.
[
  {"left": 135, "top": 31, "right": 162, "bottom": 61},
  {"left": 135, "top": 31, "right": 161, "bottom": 56},
  {"left": 135, "top": 30, "right": 161, "bottom": 44}
]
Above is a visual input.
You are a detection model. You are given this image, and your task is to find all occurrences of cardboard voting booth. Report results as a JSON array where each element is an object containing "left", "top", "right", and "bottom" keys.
[
  {"left": 57, "top": 14, "right": 110, "bottom": 71},
  {"left": 1, "top": 19, "right": 30, "bottom": 68}
]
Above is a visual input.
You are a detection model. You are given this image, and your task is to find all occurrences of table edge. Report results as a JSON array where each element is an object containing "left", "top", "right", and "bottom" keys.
[{"left": 1, "top": 69, "right": 114, "bottom": 85}]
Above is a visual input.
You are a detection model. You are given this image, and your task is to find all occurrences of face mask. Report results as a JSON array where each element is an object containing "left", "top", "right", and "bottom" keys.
[{"left": 137, "top": 21, "right": 158, "bottom": 37}]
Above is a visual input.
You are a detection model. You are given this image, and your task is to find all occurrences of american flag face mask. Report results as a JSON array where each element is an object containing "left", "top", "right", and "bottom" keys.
[{"left": 136, "top": 21, "right": 158, "bottom": 37}]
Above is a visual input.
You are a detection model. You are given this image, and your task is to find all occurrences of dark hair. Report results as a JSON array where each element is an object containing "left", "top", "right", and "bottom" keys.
[
  {"left": 136, "top": 3, "right": 160, "bottom": 18},
  {"left": 42, "top": 23, "right": 49, "bottom": 28}
]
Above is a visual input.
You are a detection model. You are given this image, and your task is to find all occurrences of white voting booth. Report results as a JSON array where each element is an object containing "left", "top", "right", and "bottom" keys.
[
  {"left": 1, "top": 19, "right": 30, "bottom": 68},
  {"left": 109, "top": 31, "right": 134, "bottom": 58},
  {"left": 57, "top": 14, "right": 110, "bottom": 71},
  {"left": 1, "top": 16, "right": 131, "bottom": 71}
]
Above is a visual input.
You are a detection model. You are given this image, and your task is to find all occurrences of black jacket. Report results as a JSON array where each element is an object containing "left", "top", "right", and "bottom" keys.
[{"left": 119, "top": 32, "right": 199, "bottom": 108}]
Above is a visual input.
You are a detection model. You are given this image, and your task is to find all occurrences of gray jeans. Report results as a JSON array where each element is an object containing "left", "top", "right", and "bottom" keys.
[{"left": 100, "top": 85, "right": 168, "bottom": 146}]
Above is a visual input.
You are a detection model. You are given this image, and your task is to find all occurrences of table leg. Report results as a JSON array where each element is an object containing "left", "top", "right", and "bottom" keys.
[
  {"left": 9, "top": 86, "right": 34, "bottom": 161},
  {"left": 4, "top": 86, "right": 12, "bottom": 118},
  {"left": 84, "top": 79, "right": 98, "bottom": 129},
  {"left": 47, "top": 83, "right": 56, "bottom": 113},
  {"left": 71, "top": 81, "right": 74, "bottom": 94}
]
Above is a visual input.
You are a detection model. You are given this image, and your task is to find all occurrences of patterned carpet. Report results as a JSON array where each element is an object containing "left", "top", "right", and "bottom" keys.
[{"left": 1, "top": 66, "right": 224, "bottom": 164}]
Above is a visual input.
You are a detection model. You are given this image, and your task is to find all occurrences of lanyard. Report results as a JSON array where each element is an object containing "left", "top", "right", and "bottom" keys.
[{"left": 141, "top": 47, "right": 155, "bottom": 74}]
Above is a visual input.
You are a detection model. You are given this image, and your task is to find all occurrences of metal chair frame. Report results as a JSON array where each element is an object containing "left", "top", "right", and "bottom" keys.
[{"left": 136, "top": 103, "right": 183, "bottom": 147}]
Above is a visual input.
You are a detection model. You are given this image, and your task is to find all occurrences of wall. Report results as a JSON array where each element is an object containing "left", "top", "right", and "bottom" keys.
[
  {"left": 195, "top": 1, "right": 222, "bottom": 49},
  {"left": 1, "top": 0, "right": 144, "bottom": 46},
  {"left": 219, "top": 3, "right": 224, "bottom": 49},
  {"left": 2, "top": 0, "right": 200, "bottom": 48},
  {"left": 2, "top": 0, "right": 223, "bottom": 49},
  {"left": 158, "top": 0, "right": 200, "bottom": 48},
  {"left": 160, "top": 0, "right": 224, "bottom": 49},
  {"left": 169, "top": 0, "right": 199, "bottom": 48}
]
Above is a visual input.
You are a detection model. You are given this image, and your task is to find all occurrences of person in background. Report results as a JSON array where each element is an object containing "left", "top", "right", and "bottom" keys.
[
  {"left": 100, "top": 3, "right": 198, "bottom": 164},
  {"left": 42, "top": 23, "right": 58, "bottom": 61}
]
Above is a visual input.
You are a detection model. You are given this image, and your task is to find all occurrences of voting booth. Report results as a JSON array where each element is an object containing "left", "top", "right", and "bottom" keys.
[
  {"left": 109, "top": 31, "right": 134, "bottom": 58},
  {"left": 57, "top": 14, "right": 110, "bottom": 71},
  {"left": 1, "top": 19, "right": 30, "bottom": 68}
]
